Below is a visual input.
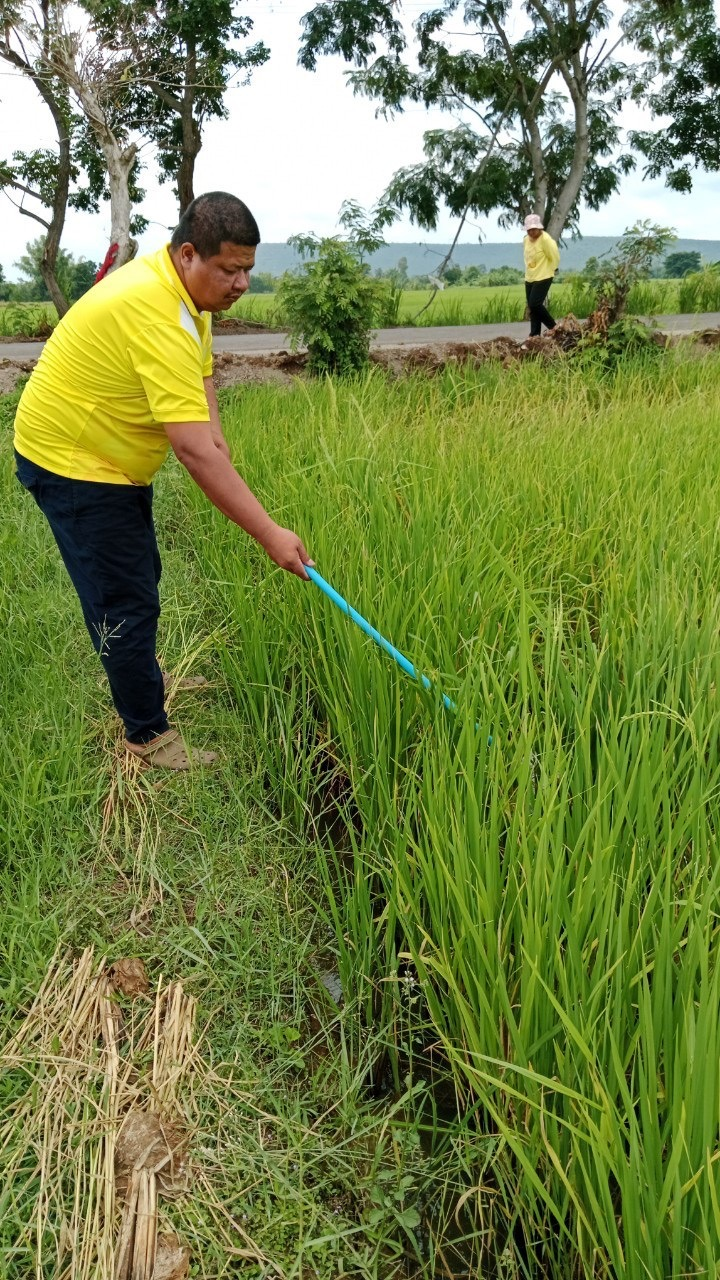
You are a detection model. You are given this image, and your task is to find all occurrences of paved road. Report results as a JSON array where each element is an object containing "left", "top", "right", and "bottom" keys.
[{"left": 3, "top": 311, "right": 720, "bottom": 363}]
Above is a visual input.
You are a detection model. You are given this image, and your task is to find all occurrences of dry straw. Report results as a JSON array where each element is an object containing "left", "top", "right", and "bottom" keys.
[{"left": 0, "top": 947, "right": 269, "bottom": 1278}]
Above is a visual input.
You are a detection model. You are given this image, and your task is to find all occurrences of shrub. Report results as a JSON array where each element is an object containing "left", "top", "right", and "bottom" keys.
[{"left": 278, "top": 236, "right": 383, "bottom": 377}]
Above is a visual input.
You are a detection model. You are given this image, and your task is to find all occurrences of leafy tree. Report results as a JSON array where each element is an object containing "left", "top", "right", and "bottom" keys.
[
  {"left": 2, "top": 0, "right": 147, "bottom": 274},
  {"left": 582, "top": 254, "right": 602, "bottom": 279},
  {"left": 391, "top": 256, "right": 409, "bottom": 288},
  {"left": 0, "top": 1, "right": 76, "bottom": 313},
  {"left": 82, "top": 0, "right": 269, "bottom": 212},
  {"left": 486, "top": 265, "right": 524, "bottom": 285},
  {"left": 0, "top": 264, "right": 10, "bottom": 302},
  {"left": 625, "top": 0, "right": 720, "bottom": 193},
  {"left": 247, "top": 272, "right": 277, "bottom": 294},
  {"left": 14, "top": 238, "right": 98, "bottom": 302},
  {"left": 299, "top": 1, "right": 636, "bottom": 241},
  {"left": 463, "top": 264, "right": 486, "bottom": 285},
  {"left": 662, "top": 250, "right": 703, "bottom": 278}
]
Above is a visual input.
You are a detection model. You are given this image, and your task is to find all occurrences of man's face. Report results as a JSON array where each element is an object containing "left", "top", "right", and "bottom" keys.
[
  {"left": 527, "top": 228, "right": 543, "bottom": 241},
  {"left": 174, "top": 241, "right": 256, "bottom": 312}
]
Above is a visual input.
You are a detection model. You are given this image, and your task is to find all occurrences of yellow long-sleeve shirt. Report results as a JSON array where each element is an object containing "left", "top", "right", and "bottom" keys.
[{"left": 523, "top": 232, "right": 560, "bottom": 283}]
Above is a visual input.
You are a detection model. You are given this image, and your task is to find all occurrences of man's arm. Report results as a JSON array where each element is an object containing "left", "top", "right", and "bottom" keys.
[
  {"left": 204, "top": 376, "right": 231, "bottom": 461},
  {"left": 165, "top": 419, "right": 311, "bottom": 579}
]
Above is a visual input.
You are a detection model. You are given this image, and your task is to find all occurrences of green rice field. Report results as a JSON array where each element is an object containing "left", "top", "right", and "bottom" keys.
[
  {"left": 3, "top": 347, "right": 720, "bottom": 1276},
  {"left": 4, "top": 267, "right": 720, "bottom": 338},
  {"left": 228, "top": 271, "right": 720, "bottom": 328}
]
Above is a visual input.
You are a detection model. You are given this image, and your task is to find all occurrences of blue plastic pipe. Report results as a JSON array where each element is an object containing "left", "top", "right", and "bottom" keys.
[{"left": 306, "top": 565, "right": 461, "bottom": 716}]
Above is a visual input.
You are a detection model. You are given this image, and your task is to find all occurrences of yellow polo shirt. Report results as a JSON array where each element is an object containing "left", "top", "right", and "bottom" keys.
[
  {"left": 14, "top": 245, "right": 213, "bottom": 486},
  {"left": 523, "top": 232, "right": 560, "bottom": 283}
]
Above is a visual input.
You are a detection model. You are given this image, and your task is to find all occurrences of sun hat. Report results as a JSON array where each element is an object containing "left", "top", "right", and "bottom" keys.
[{"left": 524, "top": 214, "right": 544, "bottom": 231}]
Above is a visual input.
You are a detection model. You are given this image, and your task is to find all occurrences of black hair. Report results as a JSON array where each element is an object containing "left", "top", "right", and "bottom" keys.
[{"left": 170, "top": 192, "right": 260, "bottom": 257}]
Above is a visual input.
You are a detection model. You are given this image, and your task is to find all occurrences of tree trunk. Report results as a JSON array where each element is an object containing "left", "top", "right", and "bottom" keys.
[
  {"left": 38, "top": 93, "right": 73, "bottom": 314},
  {"left": 545, "top": 70, "right": 590, "bottom": 239},
  {"left": 177, "top": 39, "right": 201, "bottom": 214},
  {"left": 51, "top": 46, "right": 138, "bottom": 270},
  {"left": 103, "top": 139, "right": 139, "bottom": 270},
  {"left": 0, "top": 35, "right": 71, "bottom": 315},
  {"left": 177, "top": 113, "right": 201, "bottom": 214}
]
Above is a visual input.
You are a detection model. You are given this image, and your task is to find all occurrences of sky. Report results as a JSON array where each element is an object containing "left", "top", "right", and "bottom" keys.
[{"left": 0, "top": 0, "right": 711, "bottom": 279}]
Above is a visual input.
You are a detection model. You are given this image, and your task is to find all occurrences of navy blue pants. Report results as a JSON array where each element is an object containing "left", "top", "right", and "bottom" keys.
[
  {"left": 525, "top": 278, "right": 556, "bottom": 337},
  {"left": 15, "top": 451, "right": 169, "bottom": 744}
]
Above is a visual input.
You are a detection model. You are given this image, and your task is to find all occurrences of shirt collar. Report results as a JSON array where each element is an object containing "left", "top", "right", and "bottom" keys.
[{"left": 153, "top": 244, "right": 203, "bottom": 317}]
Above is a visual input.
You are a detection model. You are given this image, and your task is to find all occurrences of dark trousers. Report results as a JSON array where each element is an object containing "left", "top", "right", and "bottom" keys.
[
  {"left": 15, "top": 451, "right": 169, "bottom": 744},
  {"left": 525, "top": 278, "right": 556, "bottom": 337}
]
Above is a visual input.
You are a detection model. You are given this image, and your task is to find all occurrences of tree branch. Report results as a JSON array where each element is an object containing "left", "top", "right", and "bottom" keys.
[
  {"left": 413, "top": 88, "right": 515, "bottom": 320},
  {"left": 4, "top": 190, "right": 50, "bottom": 230}
]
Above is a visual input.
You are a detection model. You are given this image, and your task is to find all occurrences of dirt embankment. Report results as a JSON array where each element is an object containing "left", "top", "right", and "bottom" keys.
[{"left": 3, "top": 319, "right": 720, "bottom": 396}]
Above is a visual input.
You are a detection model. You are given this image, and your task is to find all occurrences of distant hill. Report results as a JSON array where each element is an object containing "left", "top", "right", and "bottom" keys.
[{"left": 254, "top": 237, "right": 720, "bottom": 278}]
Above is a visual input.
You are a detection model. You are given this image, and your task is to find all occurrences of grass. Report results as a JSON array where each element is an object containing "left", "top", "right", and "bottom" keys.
[
  {"left": 225, "top": 276, "right": 718, "bottom": 331},
  {"left": 5, "top": 271, "right": 720, "bottom": 339},
  {"left": 5, "top": 348, "right": 720, "bottom": 1276},
  {"left": 0, "top": 387, "right": 476, "bottom": 1278},
  {"left": 0, "top": 302, "right": 55, "bottom": 337},
  {"left": 176, "top": 349, "right": 720, "bottom": 1279}
]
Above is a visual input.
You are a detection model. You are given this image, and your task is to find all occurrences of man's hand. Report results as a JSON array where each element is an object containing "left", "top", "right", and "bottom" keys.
[{"left": 260, "top": 524, "right": 312, "bottom": 579}]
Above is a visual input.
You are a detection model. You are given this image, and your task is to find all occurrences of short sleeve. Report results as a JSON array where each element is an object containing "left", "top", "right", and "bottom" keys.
[{"left": 127, "top": 324, "right": 210, "bottom": 423}]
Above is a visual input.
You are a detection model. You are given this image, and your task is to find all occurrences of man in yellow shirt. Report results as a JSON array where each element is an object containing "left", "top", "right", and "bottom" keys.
[
  {"left": 523, "top": 213, "right": 561, "bottom": 337},
  {"left": 14, "top": 190, "right": 311, "bottom": 769}
]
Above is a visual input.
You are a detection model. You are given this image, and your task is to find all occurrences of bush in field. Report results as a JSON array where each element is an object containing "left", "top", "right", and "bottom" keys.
[
  {"left": 585, "top": 221, "right": 677, "bottom": 328},
  {"left": 278, "top": 235, "right": 383, "bottom": 376}
]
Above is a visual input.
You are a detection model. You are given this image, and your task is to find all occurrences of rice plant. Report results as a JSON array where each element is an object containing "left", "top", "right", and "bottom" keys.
[
  {"left": 182, "top": 351, "right": 720, "bottom": 1278},
  {"left": 677, "top": 264, "right": 720, "bottom": 314}
]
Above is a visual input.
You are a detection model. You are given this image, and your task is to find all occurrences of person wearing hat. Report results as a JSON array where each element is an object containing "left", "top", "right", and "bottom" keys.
[{"left": 523, "top": 214, "right": 560, "bottom": 337}]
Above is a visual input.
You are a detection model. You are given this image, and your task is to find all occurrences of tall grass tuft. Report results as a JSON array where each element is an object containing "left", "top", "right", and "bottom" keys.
[{"left": 677, "top": 264, "right": 720, "bottom": 314}]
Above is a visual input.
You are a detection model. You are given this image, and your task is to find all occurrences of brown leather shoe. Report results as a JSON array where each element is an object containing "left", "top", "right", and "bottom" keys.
[{"left": 125, "top": 729, "right": 217, "bottom": 771}]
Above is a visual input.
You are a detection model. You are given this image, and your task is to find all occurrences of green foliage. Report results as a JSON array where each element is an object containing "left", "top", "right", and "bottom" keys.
[
  {"left": 0, "top": 303, "right": 56, "bottom": 337},
  {"left": 626, "top": 0, "right": 720, "bottom": 191},
  {"left": 188, "top": 352, "right": 720, "bottom": 1277},
  {"left": 300, "top": 1, "right": 635, "bottom": 238},
  {"left": 247, "top": 271, "right": 276, "bottom": 294},
  {"left": 581, "top": 315, "right": 665, "bottom": 370},
  {"left": 677, "top": 262, "right": 720, "bottom": 313},
  {"left": 81, "top": 0, "right": 269, "bottom": 208},
  {"left": 587, "top": 220, "right": 678, "bottom": 323},
  {"left": 278, "top": 235, "right": 383, "bottom": 376},
  {"left": 336, "top": 197, "right": 395, "bottom": 259},
  {"left": 484, "top": 264, "right": 524, "bottom": 286},
  {"left": 1, "top": 146, "right": 77, "bottom": 210},
  {"left": 663, "top": 249, "right": 703, "bottom": 277},
  {"left": 12, "top": 238, "right": 97, "bottom": 303},
  {"left": 0, "top": 419, "right": 471, "bottom": 1277}
]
